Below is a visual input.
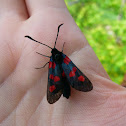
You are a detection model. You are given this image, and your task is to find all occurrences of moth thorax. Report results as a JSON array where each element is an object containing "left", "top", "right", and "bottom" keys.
[
  {"left": 54, "top": 53, "right": 63, "bottom": 64},
  {"left": 51, "top": 48, "right": 63, "bottom": 64}
]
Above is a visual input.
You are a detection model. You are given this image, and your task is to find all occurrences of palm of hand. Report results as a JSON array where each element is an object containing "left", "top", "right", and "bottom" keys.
[{"left": 0, "top": 1, "right": 125, "bottom": 126}]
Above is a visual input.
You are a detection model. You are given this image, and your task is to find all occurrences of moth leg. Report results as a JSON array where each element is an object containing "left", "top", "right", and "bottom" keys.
[
  {"left": 36, "top": 52, "right": 50, "bottom": 58},
  {"left": 35, "top": 62, "right": 49, "bottom": 69},
  {"left": 62, "top": 42, "right": 65, "bottom": 53}
]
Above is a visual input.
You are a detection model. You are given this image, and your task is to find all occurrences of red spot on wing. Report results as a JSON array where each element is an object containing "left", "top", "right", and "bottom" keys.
[
  {"left": 69, "top": 71, "right": 75, "bottom": 77},
  {"left": 69, "top": 67, "right": 77, "bottom": 77},
  {"left": 49, "top": 62, "right": 52, "bottom": 68},
  {"left": 73, "top": 67, "right": 77, "bottom": 72},
  {"left": 49, "top": 85, "right": 56, "bottom": 92},
  {"left": 52, "top": 62, "right": 56, "bottom": 69},
  {"left": 78, "top": 75, "right": 85, "bottom": 82},
  {"left": 62, "top": 71, "right": 66, "bottom": 77},
  {"left": 54, "top": 76, "right": 60, "bottom": 82},
  {"left": 49, "top": 62, "right": 56, "bottom": 69},
  {"left": 64, "top": 56, "right": 71, "bottom": 65},
  {"left": 49, "top": 75, "right": 60, "bottom": 82},
  {"left": 49, "top": 74, "right": 54, "bottom": 80}
]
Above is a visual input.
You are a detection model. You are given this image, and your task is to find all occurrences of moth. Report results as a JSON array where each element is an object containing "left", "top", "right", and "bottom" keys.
[{"left": 25, "top": 24, "right": 93, "bottom": 104}]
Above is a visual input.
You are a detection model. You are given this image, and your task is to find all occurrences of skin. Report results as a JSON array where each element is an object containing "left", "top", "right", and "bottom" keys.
[{"left": 0, "top": 0, "right": 126, "bottom": 126}]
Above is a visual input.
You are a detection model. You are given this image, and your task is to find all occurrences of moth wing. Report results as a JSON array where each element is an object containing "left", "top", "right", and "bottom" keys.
[
  {"left": 47, "top": 57, "right": 64, "bottom": 104},
  {"left": 62, "top": 54, "right": 93, "bottom": 92},
  {"left": 47, "top": 84, "right": 63, "bottom": 104}
]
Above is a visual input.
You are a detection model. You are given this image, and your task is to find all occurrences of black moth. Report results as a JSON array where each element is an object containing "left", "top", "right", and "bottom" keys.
[{"left": 25, "top": 24, "right": 93, "bottom": 104}]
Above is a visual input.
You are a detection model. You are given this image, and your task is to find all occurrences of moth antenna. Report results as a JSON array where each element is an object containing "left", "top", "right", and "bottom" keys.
[
  {"left": 25, "top": 36, "right": 53, "bottom": 49},
  {"left": 62, "top": 42, "right": 65, "bottom": 53},
  {"left": 54, "top": 24, "right": 64, "bottom": 48}
]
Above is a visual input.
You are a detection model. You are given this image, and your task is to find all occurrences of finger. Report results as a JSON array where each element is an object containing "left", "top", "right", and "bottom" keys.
[
  {"left": 26, "top": 0, "right": 66, "bottom": 15},
  {"left": 0, "top": 0, "right": 28, "bottom": 19}
]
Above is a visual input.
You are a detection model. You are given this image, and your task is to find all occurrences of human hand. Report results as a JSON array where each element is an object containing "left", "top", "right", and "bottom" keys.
[{"left": 0, "top": 0, "right": 126, "bottom": 125}]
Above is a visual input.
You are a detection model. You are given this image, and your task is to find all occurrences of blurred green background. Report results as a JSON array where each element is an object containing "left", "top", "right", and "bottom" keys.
[{"left": 65, "top": 0, "right": 126, "bottom": 84}]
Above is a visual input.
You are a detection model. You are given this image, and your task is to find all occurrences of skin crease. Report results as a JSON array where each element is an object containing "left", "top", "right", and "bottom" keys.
[{"left": 0, "top": 0, "right": 126, "bottom": 126}]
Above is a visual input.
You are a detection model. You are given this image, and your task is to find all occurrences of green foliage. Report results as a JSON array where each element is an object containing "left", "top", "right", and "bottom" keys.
[{"left": 65, "top": 0, "right": 126, "bottom": 84}]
